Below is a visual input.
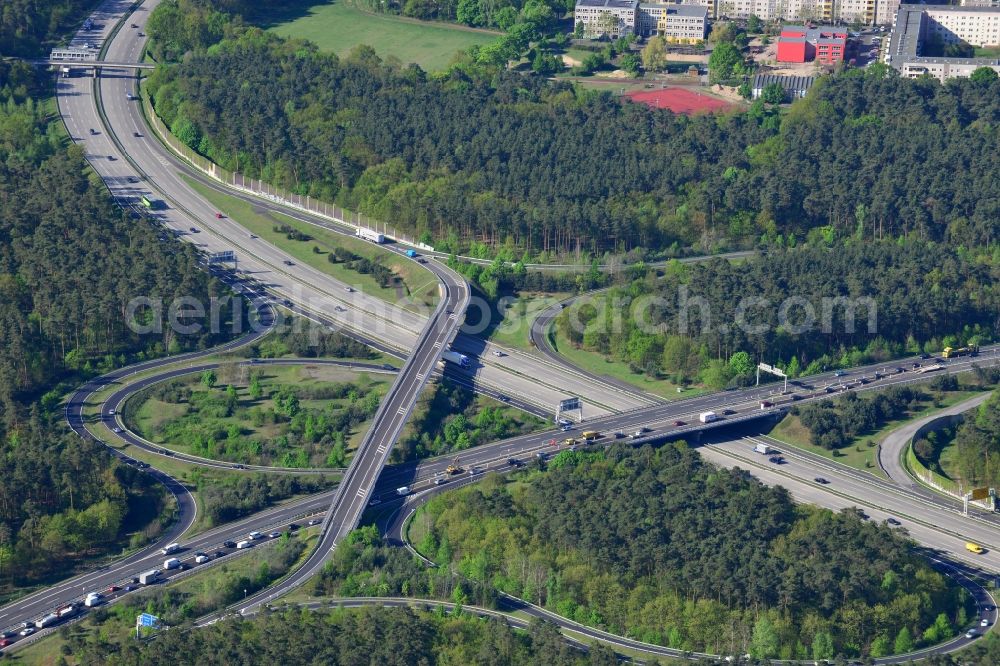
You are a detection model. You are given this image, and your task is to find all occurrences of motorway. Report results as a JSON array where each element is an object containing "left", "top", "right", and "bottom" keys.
[
  {"left": 59, "top": 0, "right": 655, "bottom": 419},
  {"left": 4, "top": 342, "right": 999, "bottom": 651},
  {"left": 3, "top": 0, "right": 995, "bottom": 659}
]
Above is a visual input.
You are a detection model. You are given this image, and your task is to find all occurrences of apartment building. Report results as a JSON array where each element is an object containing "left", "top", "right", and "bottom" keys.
[
  {"left": 699, "top": 0, "right": 895, "bottom": 23},
  {"left": 577, "top": 0, "right": 708, "bottom": 40},
  {"left": 885, "top": 4, "right": 1000, "bottom": 81}
]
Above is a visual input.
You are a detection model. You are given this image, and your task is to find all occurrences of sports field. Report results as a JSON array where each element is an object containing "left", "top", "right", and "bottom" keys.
[
  {"left": 624, "top": 87, "right": 734, "bottom": 115},
  {"left": 266, "top": 1, "right": 498, "bottom": 72}
]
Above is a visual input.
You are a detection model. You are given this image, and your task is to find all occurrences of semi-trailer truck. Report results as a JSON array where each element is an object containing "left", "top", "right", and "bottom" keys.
[
  {"left": 942, "top": 345, "right": 979, "bottom": 359},
  {"left": 441, "top": 350, "right": 470, "bottom": 368},
  {"left": 355, "top": 228, "right": 385, "bottom": 244},
  {"left": 699, "top": 411, "right": 718, "bottom": 423},
  {"left": 35, "top": 614, "right": 60, "bottom": 629}
]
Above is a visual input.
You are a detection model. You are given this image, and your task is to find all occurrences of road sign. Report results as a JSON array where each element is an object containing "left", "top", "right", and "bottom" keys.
[
  {"left": 971, "top": 487, "right": 990, "bottom": 501},
  {"left": 558, "top": 397, "right": 581, "bottom": 412},
  {"left": 208, "top": 250, "right": 235, "bottom": 264},
  {"left": 137, "top": 613, "right": 159, "bottom": 628}
]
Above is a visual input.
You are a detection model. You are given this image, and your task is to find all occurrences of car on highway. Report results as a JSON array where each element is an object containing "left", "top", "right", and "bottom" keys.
[
  {"left": 123, "top": 584, "right": 137, "bottom": 592},
  {"left": 288, "top": 523, "right": 300, "bottom": 531},
  {"left": 19, "top": 627, "right": 34, "bottom": 637},
  {"left": 814, "top": 477, "right": 829, "bottom": 484},
  {"left": 133, "top": 131, "right": 142, "bottom": 138},
  {"left": 492, "top": 350, "right": 503, "bottom": 357},
  {"left": 966, "top": 629, "right": 980, "bottom": 639},
  {"left": 673, "top": 420, "right": 685, "bottom": 427},
  {"left": 982, "top": 618, "right": 990, "bottom": 627},
  {"left": 368, "top": 498, "right": 381, "bottom": 506},
  {"left": 107, "top": 409, "right": 116, "bottom": 416},
  {"left": 89, "top": 128, "right": 96, "bottom": 135},
  {"left": 247, "top": 531, "right": 262, "bottom": 540},
  {"left": 112, "top": 427, "right": 121, "bottom": 433},
  {"left": 268, "top": 532, "right": 280, "bottom": 538},
  {"left": 434, "top": 476, "right": 446, "bottom": 485},
  {"left": 768, "top": 456, "right": 784, "bottom": 464},
  {"left": 107, "top": 154, "right": 116, "bottom": 161},
  {"left": 215, "top": 212, "right": 223, "bottom": 219},
  {"left": 886, "top": 517, "right": 901, "bottom": 526},
  {"left": 345, "top": 286, "right": 354, "bottom": 292},
  {"left": 833, "top": 370, "right": 847, "bottom": 377},
  {"left": 497, "top": 394, "right": 510, "bottom": 402},
  {"left": 195, "top": 553, "right": 210, "bottom": 564},
  {"left": 507, "top": 458, "right": 520, "bottom": 466},
  {"left": 107, "top": 584, "right": 120, "bottom": 592},
  {"left": 560, "top": 424, "right": 572, "bottom": 432},
  {"left": 307, "top": 519, "right": 321, "bottom": 526},
  {"left": 189, "top": 227, "right": 199, "bottom": 233},
  {"left": 223, "top": 540, "right": 237, "bottom": 549},
  {"left": 283, "top": 260, "right": 294, "bottom": 266}
]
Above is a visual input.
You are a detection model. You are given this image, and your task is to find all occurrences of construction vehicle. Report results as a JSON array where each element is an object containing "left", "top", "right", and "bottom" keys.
[
  {"left": 942, "top": 345, "right": 979, "bottom": 359},
  {"left": 582, "top": 431, "right": 601, "bottom": 441},
  {"left": 445, "top": 458, "right": 463, "bottom": 475}
]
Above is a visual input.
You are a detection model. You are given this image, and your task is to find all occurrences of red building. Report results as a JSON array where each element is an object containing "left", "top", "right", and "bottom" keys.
[{"left": 776, "top": 25, "right": 848, "bottom": 65}]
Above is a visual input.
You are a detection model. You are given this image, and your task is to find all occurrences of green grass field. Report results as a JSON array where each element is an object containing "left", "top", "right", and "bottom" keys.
[
  {"left": 182, "top": 175, "right": 439, "bottom": 311},
  {"left": 265, "top": 1, "right": 498, "bottom": 72},
  {"left": 486, "top": 292, "right": 567, "bottom": 353}
]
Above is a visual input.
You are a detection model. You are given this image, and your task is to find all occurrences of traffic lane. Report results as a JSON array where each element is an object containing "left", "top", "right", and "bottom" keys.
[
  {"left": 1, "top": 520, "right": 326, "bottom": 652},
  {"left": 734, "top": 436, "right": 1000, "bottom": 550},
  {"left": 701, "top": 443, "right": 1000, "bottom": 571},
  {"left": 0, "top": 493, "right": 332, "bottom": 633}
]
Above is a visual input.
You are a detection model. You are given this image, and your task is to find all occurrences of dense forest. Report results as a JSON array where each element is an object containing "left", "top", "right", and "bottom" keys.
[
  {"left": 0, "top": 0, "right": 98, "bottom": 56},
  {"left": 67, "top": 606, "right": 628, "bottom": 666},
  {"left": 0, "top": 4, "right": 244, "bottom": 593},
  {"left": 414, "top": 443, "right": 967, "bottom": 659},
  {"left": 558, "top": 243, "right": 998, "bottom": 386},
  {"left": 142, "top": 17, "right": 1000, "bottom": 256}
]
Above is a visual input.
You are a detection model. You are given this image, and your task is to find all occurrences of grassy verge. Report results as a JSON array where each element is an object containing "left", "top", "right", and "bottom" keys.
[
  {"left": 181, "top": 174, "right": 439, "bottom": 311},
  {"left": 13, "top": 528, "right": 319, "bottom": 665},
  {"left": 486, "top": 292, "right": 567, "bottom": 353},
  {"left": 261, "top": 0, "right": 498, "bottom": 72},
  {"left": 769, "top": 388, "right": 989, "bottom": 476},
  {"left": 549, "top": 325, "right": 707, "bottom": 401}
]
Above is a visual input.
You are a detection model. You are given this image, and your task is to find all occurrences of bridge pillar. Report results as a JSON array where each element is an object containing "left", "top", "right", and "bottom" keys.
[{"left": 92, "top": 66, "right": 99, "bottom": 79}]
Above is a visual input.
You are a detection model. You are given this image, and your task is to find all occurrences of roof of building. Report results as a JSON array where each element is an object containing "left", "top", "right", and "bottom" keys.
[
  {"left": 887, "top": 4, "right": 1000, "bottom": 69},
  {"left": 779, "top": 24, "right": 847, "bottom": 45},
  {"left": 752, "top": 73, "right": 816, "bottom": 92},
  {"left": 576, "top": 0, "right": 638, "bottom": 8}
]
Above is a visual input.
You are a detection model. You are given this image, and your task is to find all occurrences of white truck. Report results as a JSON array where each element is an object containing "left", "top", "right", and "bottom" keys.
[
  {"left": 355, "top": 228, "right": 385, "bottom": 244},
  {"left": 396, "top": 486, "right": 411, "bottom": 496},
  {"left": 753, "top": 442, "right": 775, "bottom": 455},
  {"left": 139, "top": 569, "right": 161, "bottom": 585},
  {"left": 35, "top": 613, "right": 60, "bottom": 629},
  {"left": 160, "top": 542, "right": 181, "bottom": 555},
  {"left": 84, "top": 592, "right": 103, "bottom": 607},
  {"left": 699, "top": 411, "right": 718, "bottom": 423},
  {"left": 441, "top": 350, "right": 470, "bottom": 368},
  {"left": 163, "top": 557, "right": 181, "bottom": 570}
]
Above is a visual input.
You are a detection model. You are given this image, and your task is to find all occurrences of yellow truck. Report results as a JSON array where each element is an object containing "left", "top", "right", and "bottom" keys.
[
  {"left": 966, "top": 542, "right": 985, "bottom": 554},
  {"left": 943, "top": 345, "right": 979, "bottom": 359}
]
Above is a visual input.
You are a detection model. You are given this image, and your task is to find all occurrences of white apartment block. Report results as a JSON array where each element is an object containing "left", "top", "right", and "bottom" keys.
[
  {"left": 885, "top": 4, "right": 1000, "bottom": 81},
  {"left": 575, "top": 0, "right": 640, "bottom": 38},
  {"left": 691, "top": 0, "right": 898, "bottom": 23},
  {"left": 576, "top": 0, "right": 708, "bottom": 40}
]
